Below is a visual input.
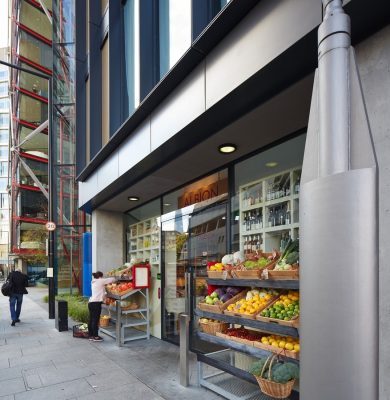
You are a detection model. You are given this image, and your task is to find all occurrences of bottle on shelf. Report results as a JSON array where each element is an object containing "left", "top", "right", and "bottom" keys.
[
  {"left": 285, "top": 203, "right": 291, "bottom": 225},
  {"left": 251, "top": 236, "right": 257, "bottom": 253},
  {"left": 295, "top": 175, "right": 301, "bottom": 194},
  {"left": 256, "top": 235, "right": 262, "bottom": 252},
  {"left": 244, "top": 236, "right": 248, "bottom": 253}
]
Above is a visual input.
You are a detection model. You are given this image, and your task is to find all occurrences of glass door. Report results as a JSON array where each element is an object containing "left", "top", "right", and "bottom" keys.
[
  {"left": 161, "top": 211, "right": 190, "bottom": 344},
  {"left": 188, "top": 202, "right": 227, "bottom": 353},
  {"left": 161, "top": 201, "right": 227, "bottom": 345}
]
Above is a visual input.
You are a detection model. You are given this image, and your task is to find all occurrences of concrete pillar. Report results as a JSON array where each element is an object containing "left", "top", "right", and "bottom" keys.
[
  {"left": 354, "top": 25, "right": 390, "bottom": 400},
  {"left": 92, "top": 209, "right": 125, "bottom": 274}
]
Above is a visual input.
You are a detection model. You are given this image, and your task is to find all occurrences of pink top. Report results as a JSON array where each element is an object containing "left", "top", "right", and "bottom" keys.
[{"left": 89, "top": 277, "right": 115, "bottom": 302}]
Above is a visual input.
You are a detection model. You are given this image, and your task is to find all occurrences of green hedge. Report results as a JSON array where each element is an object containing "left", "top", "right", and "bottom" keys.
[{"left": 42, "top": 294, "right": 89, "bottom": 323}]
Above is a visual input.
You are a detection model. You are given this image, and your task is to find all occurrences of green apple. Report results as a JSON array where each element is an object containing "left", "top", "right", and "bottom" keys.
[{"left": 210, "top": 292, "right": 219, "bottom": 299}]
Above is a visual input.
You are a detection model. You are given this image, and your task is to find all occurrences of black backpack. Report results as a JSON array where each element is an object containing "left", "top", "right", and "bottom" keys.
[{"left": 1, "top": 277, "right": 13, "bottom": 297}]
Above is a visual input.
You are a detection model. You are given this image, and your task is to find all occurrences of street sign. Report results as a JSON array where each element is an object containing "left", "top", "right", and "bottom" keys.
[{"left": 45, "top": 221, "right": 56, "bottom": 231}]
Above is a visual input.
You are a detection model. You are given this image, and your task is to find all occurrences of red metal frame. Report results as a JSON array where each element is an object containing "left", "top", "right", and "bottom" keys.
[
  {"left": 13, "top": 216, "right": 47, "bottom": 224},
  {"left": 20, "top": 151, "right": 48, "bottom": 163},
  {"left": 16, "top": 183, "right": 45, "bottom": 192},
  {"left": 18, "top": 54, "right": 52, "bottom": 75},
  {"left": 16, "top": 118, "right": 48, "bottom": 134},
  {"left": 16, "top": 86, "right": 48, "bottom": 103},
  {"left": 15, "top": 21, "right": 52, "bottom": 46}
]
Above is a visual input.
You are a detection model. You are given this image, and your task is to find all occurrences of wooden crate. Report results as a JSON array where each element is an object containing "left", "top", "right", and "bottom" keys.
[
  {"left": 223, "top": 294, "right": 280, "bottom": 320},
  {"left": 197, "top": 290, "right": 245, "bottom": 314},
  {"left": 266, "top": 269, "right": 299, "bottom": 280},
  {"left": 231, "top": 269, "right": 261, "bottom": 279},
  {"left": 207, "top": 270, "right": 231, "bottom": 279},
  {"left": 256, "top": 314, "right": 299, "bottom": 328},
  {"left": 253, "top": 341, "right": 299, "bottom": 360}
]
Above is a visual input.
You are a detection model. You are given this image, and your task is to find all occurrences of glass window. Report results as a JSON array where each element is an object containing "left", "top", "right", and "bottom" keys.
[
  {"left": 0, "top": 147, "right": 7, "bottom": 159},
  {"left": 0, "top": 69, "right": 8, "bottom": 80},
  {"left": 19, "top": 68, "right": 49, "bottom": 98},
  {"left": 20, "top": 159, "right": 48, "bottom": 187},
  {"left": 18, "top": 94, "right": 48, "bottom": 124},
  {"left": 123, "top": 0, "right": 138, "bottom": 117},
  {"left": 20, "top": 0, "right": 52, "bottom": 41},
  {"left": 0, "top": 131, "right": 8, "bottom": 144},
  {"left": 0, "top": 115, "right": 9, "bottom": 127},
  {"left": 158, "top": 0, "right": 192, "bottom": 79},
  {"left": 20, "top": 126, "right": 48, "bottom": 154},
  {"left": 0, "top": 211, "right": 8, "bottom": 221},
  {"left": 0, "top": 194, "right": 8, "bottom": 208},
  {"left": 20, "top": 190, "right": 47, "bottom": 219},
  {"left": 0, "top": 178, "right": 7, "bottom": 190},
  {"left": 232, "top": 134, "right": 305, "bottom": 254},
  {"left": 0, "top": 161, "right": 8, "bottom": 176},
  {"left": 19, "top": 30, "right": 52, "bottom": 71},
  {"left": 0, "top": 98, "right": 9, "bottom": 110},
  {"left": 162, "top": 170, "right": 228, "bottom": 215},
  {"left": 192, "top": 0, "right": 230, "bottom": 40},
  {"left": 0, "top": 82, "right": 7, "bottom": 96}
]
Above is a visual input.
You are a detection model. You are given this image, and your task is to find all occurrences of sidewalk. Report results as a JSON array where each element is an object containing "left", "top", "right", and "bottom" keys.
[{"left": 0, "top": 288, "right": 222, "bottom": 400}]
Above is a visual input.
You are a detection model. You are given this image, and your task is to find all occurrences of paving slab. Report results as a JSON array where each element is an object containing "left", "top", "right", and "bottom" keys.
[
  {"left": 0, "top": 378, "right": 26, "bottom": 397},
  {"left": 76, "top": 382, "right": 164, "bottom": 400},
  {"left": 14, "top": 378, "right": 94, "bottom": 400},
  {"left": 1, "top": 288, "right": 224, "bottom": 400}
]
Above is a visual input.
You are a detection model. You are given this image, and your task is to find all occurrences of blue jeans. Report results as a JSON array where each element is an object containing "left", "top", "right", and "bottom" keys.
[{"left": 9, "top": 294, "right": 23, "bottom": 321}]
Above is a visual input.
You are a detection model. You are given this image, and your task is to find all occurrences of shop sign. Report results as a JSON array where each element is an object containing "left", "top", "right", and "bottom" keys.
[{"left": 178, "top": 179, "right": 228, "bottom": 208}]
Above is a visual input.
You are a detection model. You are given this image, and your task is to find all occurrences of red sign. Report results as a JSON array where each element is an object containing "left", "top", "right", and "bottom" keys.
[{"left": 45, "top": 221, "right": 56, "bottom": 231}]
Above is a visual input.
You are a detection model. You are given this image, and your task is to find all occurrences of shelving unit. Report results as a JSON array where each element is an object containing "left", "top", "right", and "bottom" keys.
[
  {"left": 128, "top": 217, "right": 160, "bottom": 270},
  {"left": 239, "top": 167, "right": 301, "bottom": 253},
  {"left": 195, "top": 277, "right": 300, "bottom": 398},
  {"left": 101, "top": 287, "right": 150, "bottom": 346}
]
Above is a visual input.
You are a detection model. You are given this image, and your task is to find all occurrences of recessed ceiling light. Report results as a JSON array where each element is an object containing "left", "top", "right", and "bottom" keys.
[
  {"left": 164, "top": 203, "right": 171, "bottom": 207},
  {"left": 265, "top": 162, "right": 278, "bottom": 168},
  {"left": 218, "top": 143, "right": 237, "bottom": 154},
  {"left": 128, "top": 196, "right": 139, "bottom": 201}
]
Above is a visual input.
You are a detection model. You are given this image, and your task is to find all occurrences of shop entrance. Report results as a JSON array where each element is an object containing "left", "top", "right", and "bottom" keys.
[{"left": 162, "top": 201, "right": 227, "bottom": 344}]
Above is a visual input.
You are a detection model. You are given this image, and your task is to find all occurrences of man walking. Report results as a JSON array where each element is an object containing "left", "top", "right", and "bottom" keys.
[{"left": 9, "top": 267, "right": 28, "bottom": 326}]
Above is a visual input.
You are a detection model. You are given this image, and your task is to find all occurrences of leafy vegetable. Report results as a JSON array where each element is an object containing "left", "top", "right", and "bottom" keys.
[
  {"left": 272, "top": 362, "right": 299, "bottom": 383},
  {"left": 285, "top": 251, "right": 299, "bottom": 265},
  {"left": 249, "top": 359, "right": 268, "bottom": 376},
  {"left": 249, "top": 358, "right": 299, "bottom": 384}
]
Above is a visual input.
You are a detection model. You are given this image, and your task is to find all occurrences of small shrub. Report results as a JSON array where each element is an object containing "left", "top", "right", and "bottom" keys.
[
  {"left": 55, "top": 294, "right": 89, "bottom": 323},
  {"left": 42, "top": 294, "right": 49, "bottom": 303}
]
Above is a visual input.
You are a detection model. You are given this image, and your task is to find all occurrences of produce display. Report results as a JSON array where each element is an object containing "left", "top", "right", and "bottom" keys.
[
  {"left": 225, "top": 289, "right": 279, "bottom": 316},
  {"left": 107, "top": 263, "right": 132, "bottom": 277},
  {"left": 106, "top": 281, "right": 134, "bottom": 296},
  {"left": 249, "top": 358, "right": 299, "bottom": 384},
  {"left": 199, "top": 318, "right": 223, "bottom": 324},
  {"left": 207, "top": 261, "right": 224, "bottom": 271},
  {"left": 202, "top": 286, "right": 242, "bottom": 305},
  {"left": 274, "top": 239, "right": 299, "bottom": 271},
  {"left": 259, "top": 291, "right": 299, "bottom": 321},
  {"left": 258, "top": 334, "right": 300, "bottom": 352},
  {"left": 224, "top": 326, "right": 263, "bottom": 341}
]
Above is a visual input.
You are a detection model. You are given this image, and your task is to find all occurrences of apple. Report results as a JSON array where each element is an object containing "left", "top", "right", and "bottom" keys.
[{"left": 210, "top": 292, "right": 219, "bottom": 299}]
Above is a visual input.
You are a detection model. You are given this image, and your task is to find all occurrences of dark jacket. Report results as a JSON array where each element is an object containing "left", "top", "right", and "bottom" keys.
[{"left": 10, "top": 271, "right": 28, "bottom": 295}]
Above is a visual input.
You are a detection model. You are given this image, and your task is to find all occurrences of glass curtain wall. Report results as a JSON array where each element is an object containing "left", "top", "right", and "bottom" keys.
[{"left": 53, "top": 0, "right": 90, "bottom": 293}]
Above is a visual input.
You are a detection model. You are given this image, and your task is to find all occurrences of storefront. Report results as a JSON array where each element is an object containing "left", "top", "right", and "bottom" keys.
[
  {"left": 78, "top": 0, "right": 389, "bottom": 398},
  {"left": 116, "top": 133, "right": 304, "bottom": 397}
]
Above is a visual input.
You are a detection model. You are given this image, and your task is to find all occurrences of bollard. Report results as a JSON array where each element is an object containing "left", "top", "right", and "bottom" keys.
[
  {"left": 179, "top": 313, "right": 190, "bottom": 387},
  {"left": 55, "top": 300, "right": 68, "bottom": 331}
]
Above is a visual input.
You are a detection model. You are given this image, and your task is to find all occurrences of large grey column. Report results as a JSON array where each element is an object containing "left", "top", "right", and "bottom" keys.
[{"left": 300, "top": 1, "right": 378, "bottom": 399}]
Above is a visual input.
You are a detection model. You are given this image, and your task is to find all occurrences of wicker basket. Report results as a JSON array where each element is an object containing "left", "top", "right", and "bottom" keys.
[
  {"left": 99, "top": 316, "right": 110, "bottom": 327},
  {"left": 255, "top": 354, "right": 295, "bottom": 399},
  {"left": 199, "top": 320, "right": 229, "bottom": 335}
]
